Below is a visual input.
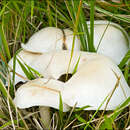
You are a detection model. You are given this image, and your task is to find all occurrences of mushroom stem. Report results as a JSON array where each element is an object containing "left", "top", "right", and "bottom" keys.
[{"left": 39, "top": 106, "right": 51, "bottom": 129}]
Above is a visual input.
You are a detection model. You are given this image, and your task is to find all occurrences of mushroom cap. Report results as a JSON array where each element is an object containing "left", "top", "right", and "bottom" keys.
[
  {"left": 21, "top": 27, "right": 80, "bottom": 53},
  {"left": 14, "top": 78, "right": 70, "bottom": 112},
  {"left": 29, "top": 50, "right": 130, "bottom": 110},
  {"left": 9, "top": 28, "right": 81, "bottom": 85},
  {"left": 87, "top": 20, "right": 129, "bottom": 64},
  {"left": 30, "top": 50, "right": 104, "bottom": 79},
  {"left": 8, "top": 50, "right": 41, "bottom": 84},
  {"left": 62, "top": 58, "right": 130, "bottom": 110}
]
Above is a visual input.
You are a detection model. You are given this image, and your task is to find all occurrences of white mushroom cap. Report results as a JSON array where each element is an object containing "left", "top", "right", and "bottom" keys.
[
  {"left": 28, "top": 50, "right": 129, "bottom": 110},
  {"left": 87, "top": 20, "right": 129, "bottom": 64},
  {"left": 8, "top": 50, "right": 41, "bottom": 84},
  {"left": 62, "top": 58, "right": 130, "bottom": 110},
  {"left": 8, "top": 28, "right": 81, "bottom": 85},
  {"left": 21, "top": 27, "right": 80, "bottom": 53},
  {"left": 30, "top": 50, "right": 103, "bottom": 79},
  {"left": 14, "top": 78, "right": 70, "bottom": 112}
]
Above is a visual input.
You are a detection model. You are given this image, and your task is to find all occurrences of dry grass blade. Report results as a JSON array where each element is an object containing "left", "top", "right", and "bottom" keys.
[
  {"left": 63, "top": 103, "right": 77, "bottom": 129},
  {"left": 0, "top": 79, "right": 29, "bottom": 129},
  {"left": 7, "top": 77, "right": 15, "bottom": 130},
  {"left": 96, "top": 70, "right": 121, "bottom": 129},
  {"left": 33, "top": 117, "right": 43, "bottom": 130}
]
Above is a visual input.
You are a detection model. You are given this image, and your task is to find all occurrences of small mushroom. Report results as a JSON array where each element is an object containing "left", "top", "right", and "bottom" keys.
[
  {"left": 14, "top": 78, "right": 70, "bottom": 128},
  {"left": 21, "top": 27, "right": 80, "bottom": 53},
  {"left": 87, "top": 20, "right": 130, "bottom": 64},
  {"left": 8, "top": 50, "right": 41, "bottom": 84}
]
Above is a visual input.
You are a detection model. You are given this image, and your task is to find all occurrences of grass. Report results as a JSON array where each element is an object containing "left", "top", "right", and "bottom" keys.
[{"left": 0, "top": 0, "right": 130, "bottom": 129}]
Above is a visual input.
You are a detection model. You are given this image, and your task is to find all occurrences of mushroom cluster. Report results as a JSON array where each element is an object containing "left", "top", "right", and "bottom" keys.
[{"left": 8, "top": 21, "right": 130, "bottom": 128}]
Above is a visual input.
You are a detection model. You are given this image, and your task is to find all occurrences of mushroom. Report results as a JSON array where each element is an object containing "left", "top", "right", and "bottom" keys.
[
  {"left": 14, "top": 78, "right": 70, "bottom": 128},
  {"left": 8, "top": 50, "right": 41, "bottom": 85},
  {"left": 21, "top": 27, "right": 81, "bottom": 53},
  {"left": 28, "top": 50, "right": 130, "bottom": 110},
  {"left": 87, "top": 20, "right": 129, "bottom": 64}
]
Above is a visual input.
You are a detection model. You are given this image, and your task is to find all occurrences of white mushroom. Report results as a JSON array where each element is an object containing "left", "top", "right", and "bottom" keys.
[
  {"left": 87, "top": 20, "right": 130, "bottom": 64},
  {"left": 8, "top": 50, "right": 41, "bottom": 85},
  {"left": 14, "top": 78, "right": 70, "bottom": 128},
  {"left": 21, "top": 27, "right": 80, "bottom": 53},
  {"left": 28, "top": 50, "right": 130, "bottom": 110}
]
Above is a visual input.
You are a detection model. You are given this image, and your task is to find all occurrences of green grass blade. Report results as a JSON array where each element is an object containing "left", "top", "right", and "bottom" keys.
[
  {"left": 59, "top": 93, "right": 63, "bottom": 125},
  {"left": 72, "top": 55, "right": 81, "bottom": 75},
  {"left": 16, "top": 58, "right": 33, "bottom": 80},
  {"left": 24, "top": 64, "right": 43, "bottom": 78},
  {"left": 78, "top": 8, "right": 90, "bottom": 51},
  {"left": 50, "top": 1, "right": 73, "bottom": 27},
  {"left": 0, "top": 24, "right": 11, "bottom": 60},
  {"left": 75, "top": 114, "right": 87, "bottom": 124},
  {"left": 118, "top": 50, "right": 130, "bottom": 69},
  {"left": 31, "top": 0, "right": 34, "bottom": 22},
  {"left": 0, "top": 79, "right": 8, "bottom": 97},
  {"left": 96, "top": 22, "right": 110, "bottom": 51},
  {"left": 0, "top": 1, "right": 10, "bottom": 17},
  {"left": 89, "top": 0, "right": 96, "bottom": 52},
  {"left": 75, "top": 114, "right": 93, "bottom": 129},
  {"left": 65, "top": 0, "right": 90, "bottom": 51},
  {"left": 0, "top": 30, "right": 6, "bottom": 83},
  {"left": 74, "top": 105, "right": 91, "bottom": 112},
  {"left": 24, "top": 64, "right": 35, "bottom": 79},
  {"left": 66, "top": 0, "right": 82, "bottom": 81},
  {"left": 84, "top": 95, "right": 109, "bottom": 129},
  {"left": 12, "top": 49, "right": 22, "bottom": 84},
  {"left": 65, "top": 0, "right": 75, "bottom": 25},
  {"left": 17, "top": 54, "right": 43, "bottom": 78},
  {"left": 12, "top": 1, "right": 22, "bottom": 15},
  {"left": 46, "top": 0, "right": 53, "bottom": 26},
  {"left": 124, "top": 61, "right": 130, "bottom": 82},
  {"left": 0, "top": 120, "right": 17, "bottom": 129}
]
